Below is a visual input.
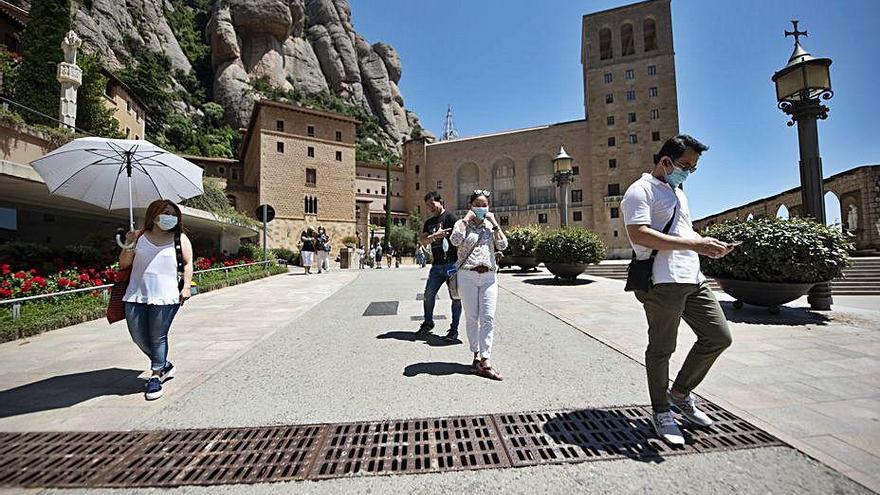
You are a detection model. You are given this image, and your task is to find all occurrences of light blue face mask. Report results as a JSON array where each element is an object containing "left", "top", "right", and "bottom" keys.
[
  {"left": 157, "top": 214, "right": 178, "bottom": 231},
  {"left": 665, "top": 165, "right": 690, "bottom": 189},
  {"left": 472, "top": 207, "right": 489, "bottom": 220}
]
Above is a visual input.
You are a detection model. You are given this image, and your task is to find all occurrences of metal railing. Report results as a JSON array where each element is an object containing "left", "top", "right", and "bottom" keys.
[{"left": 1, "top": 260, "right": 283, "bottom": 321}]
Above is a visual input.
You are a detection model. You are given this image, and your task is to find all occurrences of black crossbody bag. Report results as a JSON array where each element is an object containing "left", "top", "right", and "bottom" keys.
[{"left": 624, "top": 205, "right": 677, "bottom": 292}]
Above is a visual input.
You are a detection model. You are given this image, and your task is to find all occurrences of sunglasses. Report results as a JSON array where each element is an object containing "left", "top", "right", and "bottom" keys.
[{"left": 473, "top": 189, "right": 491, "bottom": 197}]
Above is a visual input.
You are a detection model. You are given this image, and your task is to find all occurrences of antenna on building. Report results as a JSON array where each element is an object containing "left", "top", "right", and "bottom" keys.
[{"left": 440, "top": 105, "right": 460, "bottom": 141}]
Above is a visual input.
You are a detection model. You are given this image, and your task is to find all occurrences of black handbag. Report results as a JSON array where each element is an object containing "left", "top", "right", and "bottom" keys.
[{"left": 624, "top": 205, "right": 677, "bottom": 292}]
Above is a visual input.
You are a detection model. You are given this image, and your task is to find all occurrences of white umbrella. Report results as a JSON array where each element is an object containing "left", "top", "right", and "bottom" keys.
[{"left": 30, "top": 137, "right": 204, "bottom": 247}]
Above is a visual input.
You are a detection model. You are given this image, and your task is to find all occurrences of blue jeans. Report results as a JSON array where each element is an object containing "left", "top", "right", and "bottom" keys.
[
  {"left": 124, "top": 302, "right": 180, "bottom": 371},
  {"left": 423, "top": 263, "right": 462, "bottom": 331}
]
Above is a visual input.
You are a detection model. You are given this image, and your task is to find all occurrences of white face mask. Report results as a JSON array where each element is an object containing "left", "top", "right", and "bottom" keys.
[{"left": 157, "top": 214, "right": 178, "bottom": 231}]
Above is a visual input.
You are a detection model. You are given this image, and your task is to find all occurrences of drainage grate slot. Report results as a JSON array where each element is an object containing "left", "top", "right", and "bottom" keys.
[
  {"left": 363, "top": 301, "right": 399, "bottom": 316},
  {"left": 409, "top": 315, "right": 447, "bottom": 321}
]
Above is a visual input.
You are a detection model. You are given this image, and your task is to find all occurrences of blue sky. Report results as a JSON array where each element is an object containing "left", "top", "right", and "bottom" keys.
[{"left": 349, "top": 0, "right": 879, "bottom": 220}]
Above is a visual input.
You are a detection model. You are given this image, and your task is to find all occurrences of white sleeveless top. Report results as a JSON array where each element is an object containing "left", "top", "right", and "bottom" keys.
[{"left": 123, "top": 235, "right": 180, "bottom": 305}]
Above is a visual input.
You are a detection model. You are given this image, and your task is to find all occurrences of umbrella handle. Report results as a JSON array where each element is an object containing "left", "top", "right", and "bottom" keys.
[{"left": 116, "top": 231, "right": 136, "bottom": 249}]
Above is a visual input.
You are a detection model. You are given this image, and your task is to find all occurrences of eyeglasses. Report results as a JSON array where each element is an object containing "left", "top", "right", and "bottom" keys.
[
  {"left": 670, "top": 159, "right": 697, "bottom": 173},
  {"left": 473, "top": 189, "right": 491, "bottom": 197}
]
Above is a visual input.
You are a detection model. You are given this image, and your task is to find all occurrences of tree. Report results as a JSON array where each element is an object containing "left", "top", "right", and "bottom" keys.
[
  {"left": 75, "top": 52, "right": 122, "bottom": 138},
  {"left": 387, "top": 223, "right": 417, "bottom": 256},
  {"left": 12, "top": 0, "right": 72, "bottom": 125}
]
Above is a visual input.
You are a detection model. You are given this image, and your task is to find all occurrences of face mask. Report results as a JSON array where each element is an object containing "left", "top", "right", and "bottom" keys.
[
  {"left": 665, "top": 164, "right": 690, "bottom": 189},
  {"left": 157, "top": 214, "right": 178, "bottom": 231},
  {"left": 442, "top": 238, "right": 449, "bottom": 253},
  {"left": 472, "top": 207, "right": 488, "bottom": 220}
]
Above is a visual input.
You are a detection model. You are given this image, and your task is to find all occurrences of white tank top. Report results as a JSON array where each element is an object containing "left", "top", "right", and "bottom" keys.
[{"left": 123, "top": 234, "right": 180, "bottom": 305}]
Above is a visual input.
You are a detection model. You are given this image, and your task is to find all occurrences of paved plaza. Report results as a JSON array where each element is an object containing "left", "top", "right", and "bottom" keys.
[{"left": 0, "top": 266, "right": 877, "bottom": 494}]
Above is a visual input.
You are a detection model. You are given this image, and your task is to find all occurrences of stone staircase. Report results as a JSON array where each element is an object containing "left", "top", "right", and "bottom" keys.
[{"left": 582, "top": 257, "right": 880, "bottom": 296}]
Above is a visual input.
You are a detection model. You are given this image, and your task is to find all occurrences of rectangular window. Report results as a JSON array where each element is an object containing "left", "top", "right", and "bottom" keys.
[
  {"left": 609, "top": 158, "right": 617, "bottom": 169},
  {"left": 0, "top": 207, "right": 17, "bottom": 230},
  {"left": 572, "top": 166, "right": 580, "bottom": 175},
  {"left": 614, "top": 230, "right": 619, "bottom": 237},
  {"left": 307, "top": 146, "right": 315, "bottom": 157},
  {"left": 573, "top": 211, "right": 583, "bottom": 222},
  {"left": 649, "top": 87, "right": 658, "bottom": 97},
  {"left": 277, "top": 141, "right": 284, "bottom": 153},
  {"left": 606, "top": 115, "right": 615, "bottom": 126},
  {"left": 625, "top": 69, "right": 634, "bottom": 80},
  {"left": 605, "top": 93, "right": 614, "bottom": 104},
  {"left": 571, "top": 189, "right": 583, "bottom": 203},
  {"left": 626, "top": 90, "right": 636, "bottom": 101},
  {"left": 608, "top": 183, "right": 621, "bottom": 196},
  {"left": 648, "top": 65, "right": 657, "bottom": 75},
  {"left": 437, "top": 180, "right": 443, "bottom": 189},
  {"left": 306, "top": 168, "right": 316, "bottom": 185},
  {"left": 650, "top": 109, "right": 660, "bottom": 120},
  {"left": 335, "top": 130, "right": 342, "bottom": 142},
  {"left": 276, "top": 120, "right": 284, "bottom": 132},
  {"left": 307, "top": 125, "right": 315, "bottom": 137},
  {"left": 415, "top": 165, "right": 420, "bottom": 174},
  {"left": 335, "top": 150, "right": 343, "bottom": 161},
  {"left": 126, "top": 100, "right": 131, "bottom": 112},
  {"left": 610, "top": 207, "right": 620, "bottom": 219},
  {"left": 628, "top": 112, "right": 636, "bottom": 123},
  {"left": 381, "top": 187, "right": 386, "bottom": 195},
  {"left": 629, "top": 133, "right": 638, "bottom": 144},
  {"left": 607, "top": 137, "right": 616, "bottom": 147},
  {"left": 500, "top": 216, "right": 509, "bottom": 226},
  {"left": 652, "top": 131, "right": 661, "bottom": 142},
  {"left": 416, "top": 182, "right": 420, "bottom": 190},
  {"left": 538, "top": 213, "right": 548, "bottom": 224},
  {"left": 603, "top": 72, "right": 613, "bottom": 84}
]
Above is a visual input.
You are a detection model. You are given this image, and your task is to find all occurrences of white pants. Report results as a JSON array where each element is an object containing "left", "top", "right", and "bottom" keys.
[
  {"left": 317, "top": 250, "right": 329, "bottom": 271},
  {"left": 458, "top": 269, "right": 498, "bottom": 360},
  {"left": 301, "top": 251, "right": 314, "bottom": 267}
]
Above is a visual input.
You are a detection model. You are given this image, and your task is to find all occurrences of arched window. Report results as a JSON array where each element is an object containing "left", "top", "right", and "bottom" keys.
[
  {"left": 643, "top": 18, "right": 657, "bottom": 51},
  {"left": 528, "top": 154, "right": 554, "bottom": 205},
  {"left": 776, "top": 204, "right": 790, "bottom": 219},
  {"left": 599, "top": 27, "right": 613, "bottom": 60},
  {"left": 456, "top": 162, "right": 480, "bottom": 210},
  {"left": 492, "top": 158, "right": 516, "bottom": 207},
  {"left": 824, "top": 191, "right": 842, "bottom": 231},
  {"left": 621, "top": 23, "right": 635, "bottom": 56}
]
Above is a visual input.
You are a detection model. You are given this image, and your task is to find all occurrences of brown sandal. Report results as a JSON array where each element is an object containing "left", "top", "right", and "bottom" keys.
[
  {"left": 478, "top": 361, "right": 503, "bottom": 381},
  {"left": 471, "top": 359, "right": 483, "bottom": 373}
]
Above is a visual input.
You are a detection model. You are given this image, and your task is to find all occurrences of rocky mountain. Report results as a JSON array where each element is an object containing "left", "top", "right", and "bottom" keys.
[{"left": 68, "top": 0, "right": 425, "bottom": 150}]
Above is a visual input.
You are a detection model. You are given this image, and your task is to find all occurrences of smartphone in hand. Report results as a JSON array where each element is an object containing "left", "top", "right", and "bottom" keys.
[{"left": 726, "top": 241, "right": 743, "bottom": 247}]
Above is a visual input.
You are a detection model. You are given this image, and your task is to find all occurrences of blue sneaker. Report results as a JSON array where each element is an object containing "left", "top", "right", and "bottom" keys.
[
  {"left": 145, "top": 377, "right": 163, "bottom": 400},
  {"left": 159, "top": 362, "right": 175, "bottom": 382}
]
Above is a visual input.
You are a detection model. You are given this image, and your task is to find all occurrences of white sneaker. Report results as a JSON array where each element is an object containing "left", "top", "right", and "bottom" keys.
[
  {"left": 667, "top": 390, "right": 713, "bottom": 427},
  {"left": 651, "top": 411, "right": 684, "bottom": 445}
]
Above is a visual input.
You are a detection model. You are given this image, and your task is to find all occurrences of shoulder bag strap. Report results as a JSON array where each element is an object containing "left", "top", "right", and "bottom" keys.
[
  {"left": 648, "top": 203, "right": 678, "bottom": 259},
  {"left": 174, "top": 233, "right": 184, "bottom": 291},
  {"left": 454, "top": 223, "right": 482, "bottom": 272}
]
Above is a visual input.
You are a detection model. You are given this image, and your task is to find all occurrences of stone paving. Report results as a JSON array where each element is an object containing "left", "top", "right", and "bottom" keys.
[
  {"left": 0, "top": 265, "right": 876, "bottom": 494},
  {"left": 499, "top": 268, "right": 880, "bottom": 492}
]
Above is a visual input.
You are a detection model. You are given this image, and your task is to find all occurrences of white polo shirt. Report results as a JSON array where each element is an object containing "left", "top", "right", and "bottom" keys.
[{"left": 620, "top": 173, "right": 705, "bottom": 285}]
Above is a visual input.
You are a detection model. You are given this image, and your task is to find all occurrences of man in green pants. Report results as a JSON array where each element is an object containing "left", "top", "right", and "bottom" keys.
[{"left": 620, "top": 135, "right": 735, "bottom": 445}]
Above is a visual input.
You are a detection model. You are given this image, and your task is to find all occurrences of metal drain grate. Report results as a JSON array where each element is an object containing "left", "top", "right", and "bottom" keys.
[
  {"left": 311, "top": 415, "right": 508, "bottom": 479},
  {"left": 363, "top": 301, "right": 399, "bottom": 316},
  {"left": 409, "top": 315, "right": 447, "bottom": 321},
  {"left": 0, "top": 403, "right": 782, "bottom": 488}
]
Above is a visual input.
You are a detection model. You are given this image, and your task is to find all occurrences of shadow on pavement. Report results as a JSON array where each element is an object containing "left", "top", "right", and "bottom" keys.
[
  {"left": 403, "top": 362, "right": 473, "bottom": 377},
  {"left": 524, "top": 278, "right": 594, "bottom": 286},
  {"left": 377, "top": 331, "right": 460, "bottom": 347},
  {"left": 0, "top": 368, "right": 144, "bottom": 418},
  {"left": 720, "top": 301, "right": 832, "bottom": 326}
]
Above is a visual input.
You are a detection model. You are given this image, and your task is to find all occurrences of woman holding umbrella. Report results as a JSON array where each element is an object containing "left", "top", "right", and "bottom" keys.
[{"left": 119, "top": 199, "right": 193, "bottom": 400}]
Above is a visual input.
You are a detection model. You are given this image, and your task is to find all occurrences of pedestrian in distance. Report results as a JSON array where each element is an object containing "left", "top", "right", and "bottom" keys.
[
  {"left": 119, "top": 199, "right": 193, "bottom": 400},
  {"left": 450, "top": 190, "right": 507, "bottom": 380},
  {"left": 620, "top": 134, "right": 736, "bottom": 445},
  {"left": 386, "top": 245, "right": 394, "bottom": 269},
  {"left": 315, "top": 226, "right": 330, "bottom": 273},
  {"left": 418, "top": 191, "right": 462, "bottom": 341},
  {"left": 300, "top": 227, "right": 316, "bottom": 274},
  {"left": 374, "top": 243, "right": 383, "bottom": 269}
]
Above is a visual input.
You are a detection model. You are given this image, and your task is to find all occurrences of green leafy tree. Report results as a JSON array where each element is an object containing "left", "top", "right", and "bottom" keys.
[
  {"left": 11, "top": 0, "right": 72, "bottom": 126},
  {"left": 387, "top": 223, "right": 417, "bottom": 255},
  {"left": 75, "top": 52, "right": 122, "bottom": 138}
]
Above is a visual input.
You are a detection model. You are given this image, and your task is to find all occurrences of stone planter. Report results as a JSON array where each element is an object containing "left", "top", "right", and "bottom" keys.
[
  {"left": 507, "top": 256, "right": 538, "bottom": 271},
  {"left": 545, "top": 263, "right": 588, "bottom": 280},
  {"left": 715, "top": 278, "right": 818, "bottom": 314}
]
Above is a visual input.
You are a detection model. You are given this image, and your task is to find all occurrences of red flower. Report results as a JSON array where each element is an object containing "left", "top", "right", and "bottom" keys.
[
  {"left": 0, "top": 263, "right": 9, "bottom": 275},
  {"left": 34, "top": 276, "right": 47, "bottom": 288},
  {"left": 14, "top": 271, "right": 27, "bottom": 279},
  {"left": 79, "top": 273, "right": 90, "bottom": 282},
  {"left": 21, "top": 280, "right": 32, "bottom": 292},
  {"left": 0, "top": 288, "right": 12, "bottom": 298},
  {"left": 58, "top": 278, "right": 70, "bottom": 287},
  {"left": 29, "top": 268, "right": 38, "bottom": 275}
]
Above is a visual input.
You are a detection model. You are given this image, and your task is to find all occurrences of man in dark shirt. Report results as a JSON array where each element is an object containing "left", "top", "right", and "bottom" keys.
[{"left": 418, "top": 191, "right": 461, "bottom": 341}]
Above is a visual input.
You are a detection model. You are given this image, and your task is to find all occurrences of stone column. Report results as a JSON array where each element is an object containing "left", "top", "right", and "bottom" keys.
[{"left": 57, "top": 31, "right": 82, "bottom": 130}]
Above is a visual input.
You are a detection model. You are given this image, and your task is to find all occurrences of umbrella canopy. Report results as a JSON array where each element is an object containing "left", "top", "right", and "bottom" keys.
[{"left": 31, "top": 137, "right": 204, "bottom": 213}]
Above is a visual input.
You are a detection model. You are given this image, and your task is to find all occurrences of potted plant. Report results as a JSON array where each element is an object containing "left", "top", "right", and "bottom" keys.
[
  {"left": 535, "top": 227, "right": 606, "bottom": 280},
  {"left": 505, "top": 225, "right": 543, "bottom": 271},
  {"left": 702, "top": 217, "right": 853, "bottom": 313}
]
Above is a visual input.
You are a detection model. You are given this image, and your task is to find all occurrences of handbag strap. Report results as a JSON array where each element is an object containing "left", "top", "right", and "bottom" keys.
[
  {"left": 630, "top": 203, "right": 679, "bottom": 261},
  {"left": 454, "top": 223, "right": 483, "bottom": 272},
  {"left": 174, "top": 232, "right": 184, "bottom": 291}
]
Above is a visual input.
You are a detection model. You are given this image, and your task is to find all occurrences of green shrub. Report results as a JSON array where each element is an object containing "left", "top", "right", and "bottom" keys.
[
  {"left": 505, "top": 225, "right": 544, "bottom": 257},
  {"left": 341, "top": 236, "right": 358, "bottom": 248},
  {"left": 236, "top": 243, "right": 261, "bottom": 260},
  {"left": 387, "top": 223, "right": 417, "bottom": 255},
  {"left": 535, "top": 227, "right": 605, "bottom": 265},
  {"left": 271, "top": 247, "right": 297, "bottom": 263},
  {"left": 701, "top": 217, "right": 853, "bottom": 283}
]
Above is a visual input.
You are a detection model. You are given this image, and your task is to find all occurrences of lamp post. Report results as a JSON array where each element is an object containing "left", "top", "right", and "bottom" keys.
[
  {"left": 384, "top": 160, "right": 392, "bottom": 253},
  {"left": 772, "top": 20, "right": 834, "bottom": 310},
  {"left": 552, "top": 147, "right": 574, "bottom": 227}
]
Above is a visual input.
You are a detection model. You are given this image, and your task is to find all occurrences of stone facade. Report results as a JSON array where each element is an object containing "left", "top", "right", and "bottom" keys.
[
  {"left": 100, "top": 69, "right": 146, "bottom": 140},
  {"left": 693, "top": 165, "right": 880, "bottom": 254},
  {"left": 402, "top": 0, "right": 678, "bottom": 258}
]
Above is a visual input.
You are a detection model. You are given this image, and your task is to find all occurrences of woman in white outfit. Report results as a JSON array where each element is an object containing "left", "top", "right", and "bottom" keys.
[{"left": 450, "top": 190, "right": 508, "bottom": 381}]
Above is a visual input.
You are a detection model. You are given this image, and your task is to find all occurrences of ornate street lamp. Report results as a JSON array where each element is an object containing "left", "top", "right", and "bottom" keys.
[
  {"left": 772, "top": 20, "right": 834, "bottom": 310},
  {"left": 552, "top": 146, "right": 574, "bottom": 227}
]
